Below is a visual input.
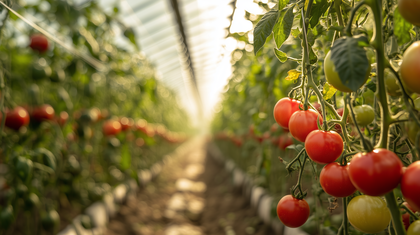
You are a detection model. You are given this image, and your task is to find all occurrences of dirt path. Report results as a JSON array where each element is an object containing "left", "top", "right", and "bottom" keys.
[{"left": 105, "top": 139, "right": 274, "bottom": 235}]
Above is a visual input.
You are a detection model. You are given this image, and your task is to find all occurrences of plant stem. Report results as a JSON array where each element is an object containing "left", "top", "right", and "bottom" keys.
[
  {"left": 342, "top": 197, "right": 349, "bottom": 235},
  {"left": 385, "top": 191, "right": 406, "bottom": 235},
  {"left": 345, "top": 0, "right": 366, "bottom": 36}
]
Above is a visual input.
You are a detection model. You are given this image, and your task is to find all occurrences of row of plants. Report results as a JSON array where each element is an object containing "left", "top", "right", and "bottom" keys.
[
  {"left": 212, "top": 0, "right": 420, "bottom": 234},
  {"left": 0, "top": 1, "right": 191, "bottom": 234}
]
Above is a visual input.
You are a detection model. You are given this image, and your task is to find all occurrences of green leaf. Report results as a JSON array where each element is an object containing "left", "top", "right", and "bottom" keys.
[
  {"left": 274, "top": 48, "right": 288, "bottom": 62},
  {"left": 309, "top": 47, "right": 318, "bottom": 64},
  {"left": 330, "top": 36, "right": 370, "bottom": 91},
  {"left": 323, "top": 82, "right": 337, "bottom": 100},
  {"left": 273, "top": 6, "right": 295, "bottom": 49},
  {"left": 123, "top": 28, "right": 140, "bottom": 50},
  {"left": 365, "top": 79, "right": 376, "bottom": 92},
  {"left": 394, "top": 7, "right": 412, "bottom": 46},
  {"left": 285, "top": 69, "right": 301, "bottom": 80},
  {"left": 291, "top": 28, "right": 300, "bottom": 38},
  {"left": 253, "top": 9, "right": 280, "bottom": 55},
  {"left": 309, "top": 0, "right": 329, "bottom": 28},
  {"left": 278, "top": 0, "right": 289, "bottom": 10}
]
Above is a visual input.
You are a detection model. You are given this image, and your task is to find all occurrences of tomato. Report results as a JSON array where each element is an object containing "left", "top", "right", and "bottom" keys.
[
  {"left": 362, "top": 89, "right": 375, "bottom": 105},
  {"left": 29, "top": 34, "right": 48, "bottom": 53},
  {"left": 41, "top": 209, "right": 60, "bottom": 231},
  {"left": 348, "top": 148, "right": 403, "bottom": 196},
  {"left": 385, "top": 70, "right": 403, "bottom": 96},
  {"left": 402, "top": 202, "right": 417, "bottom": 230},
  {"left": 347, "top": 195, "right": 391, "bottom": 234},
  {"left": 305, "top": 130, "right": 343, "bottom": 164},
  {"left": 312, "top": 102, "right": 322, "bottom": 114},
  {"left": 398, "top": 0, "right": 420, "bottom": 26},
  {"left": 276, "top": 195, "right": 310, "bottom": 228},
  {"left": 320, "top": 162, "right": 356, "bottom": 197},
  {"left": 4, "top": 106, "right": 30, "bottom": 130},
  {"left": 401, "top": 41, "right": 420, "bottom": 94},
  {"left": 324, "top": 51, "right": 371, "bottom": 92},
  {"left": 278, "top": 134, "right": 293, "bottom": 150},
  {"left": 288, "top": 109, "right": 322, "bottom": 142},
  {"left": 401, "top": 161, "right": 420, "bottom": 211},
  {"left": 24, "top": 193, "right": 40, "bottom": 210},
  {"left": 102, "top": 120, "right": 122, "bottom": 136},
  {"left": 32, "top": 104, "right": 55, "bottom": 122},
  {"left": 16, "top": 157, "right": 33, "bottom": 181},
  {"left": 136, "top": 138, "right": 145, "bottom": 147},
  {"left": 120, "top": 117, "right": 134, "bottom": 131},
  {"left": 57, "top": 111, "right": 68, "bottom": 126},
  {"left": 407, "top": 220, "right": 420, "bottom": 235},
  {"left": 351, "top": 104, "right": 375, "bottom": 126},
  {"left": 270, "top": 123, "right": 278, "bottom": 133},
  {"left": 273, "top": 98, "right": 301, "bottom": 129}
]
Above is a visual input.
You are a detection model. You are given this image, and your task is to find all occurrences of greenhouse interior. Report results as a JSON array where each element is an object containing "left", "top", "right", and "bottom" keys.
[{"left": 0, "top": 0, "right": 419, "bottom": 234}]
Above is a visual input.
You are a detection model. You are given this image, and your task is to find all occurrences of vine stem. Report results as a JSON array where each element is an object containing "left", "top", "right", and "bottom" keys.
[{"left": 345, "top": 0, "right": 366, "bottom": 36}]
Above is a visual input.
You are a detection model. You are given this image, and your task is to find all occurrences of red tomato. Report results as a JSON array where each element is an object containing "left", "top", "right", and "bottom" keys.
[
  {"left": 305, "top": 130, "right": 343, "bottom": 164},
  {"left": 135, "top": 138, "right": 145, "bottom": 147},
  {"left": 401, "top": 161, "right": 420, "bottom": 211},
  {"left": 278, "top": 134, "right": 293, "bottom": 150},
  {"left": 312, "top": 102, "right": 322, "bottom": 113},
  {"left": 120, "top": 117, "right": 134, "bottom": 131},
  {"left": 348, "top": 149, "right": 403, "bottom": 196},
  {"left": 277, "top": 195, "right": 310, "bottom": 228},
  {"left": 288, "top": 109, "right": 323, "bottom": 142},
  {"left": 102, "top": 120, "right": 122, "bottom": 136},
  {"left": 29, "top": 34, "right": 49, "bottom": 53},
  {"left": 273, "top": 98, "right": 301, "bottom": 129},
  {"left": 270, "top": 123, "right": 278, "bottom": 133},
  {"left": 402, "top": 202, "right": 417, "bottom": 230},
  {"left": 57, "top": 111, "right": 68, "bottom": 126},
  {"left": 32, "top": 104, "right": 55, "bottom": 122},
  {"left": 320, "top": 163, "right": 356, "bottom": 197},
  {"left": 249, "top": 124, "right": 255, "bottom": 136},
  {"left": 4, "top": 106, "right": 30, "bottom": 130}
]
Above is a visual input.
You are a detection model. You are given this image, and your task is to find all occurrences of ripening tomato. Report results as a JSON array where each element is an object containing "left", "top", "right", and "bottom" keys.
[
  {"left": 102, "top": 120, "right": 122, "bottom": 136},
  {"left": 324, "top": 51, "right": 371, "bottom": 92},
  {"left": 4, "top": 106, "right": 30, "bottom": 130},
  {"left": 278, "top": 134, "right": 293, "bottom": 150},
  {"left": 401, "top": 41, "right": 420, "bottom": 94},
  {"left": 288, "top": 109, "right": 322, "bottom": 142},
  {"left": 401, "top": 161, "right": 420, "bottom": 211},
  {"left": 398, "top": 0, "right": 420, "bottom": 26},
  {"left": 407, "top": 220, "right": 420, "bottom": 235},
  {"left": 305, "top": 130, "right": 343, "bottom": 164},
  {"left": 348, "top": 149, "right": 403, "bottom": 196},
  {"left": 347, "top": 195, "right": 391, "bottom": 234},
  {"left": 32, "top": 104, "right": 55, "bottom": 122},
  {"left": 29, "top": 34, "right": 49, "bottom": 53},
  {"left": 351, "top": 105, "right": 375, "bottom": 126},
  {"left": 273, "top": 98, "right": 301, "bottom": 129},
  {"left": 320, "top": 163, "right": 356, "bottom": 197},
  {"left": 276, "top": 195, "right": 310, "bottom": 228}
]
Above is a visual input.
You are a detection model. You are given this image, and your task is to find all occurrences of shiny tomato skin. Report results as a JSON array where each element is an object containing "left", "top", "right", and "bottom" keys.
[
  {"left": 5, "top": 106, "right": 30, "bottom": 130},
  {"left": 401, "top": 161, "right": 420, "bottom": 211},
  {"left": 352, "top": 105, "right": 375, "bottom": 126},
  {"left": 347, "top": 195, "right": 391, "bottom": 234},
  {"left": 348, "top": 149, "right": 403, "bottom": 196},
  {"left": 29, "top": 34, "right": 49, "bottom": 53},
  {"left": 273, "top": 98, "right": 301, "bottom": 129},
  {"left": 102, "top": 120, "right": 122, "bottom": 136},
  {"left": 320, "top": 163, "right": 356, "bottom": 197},
  {"left": 398, "top": 0, "right": 420, "bottom": 26},
  {"left": 289, "top": 109, "right": 322, "bottom": 142},
  {"left": 305, "top": 130, "right": 343, "bottom": 164},
  {"left": 32, "top": 104, "right": 55, "bottom": 122},
  {"left": 276, "top": 195, "right": 310, "bottom": 228},
  {"left": 407, "top": 220, "right": 420, "bottom": 235},
  {"left": 401, "top": 42, "right": 420, "bottom": 94}
]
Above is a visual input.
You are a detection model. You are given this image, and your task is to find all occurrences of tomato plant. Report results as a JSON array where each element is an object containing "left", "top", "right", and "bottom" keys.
[
  {"left": 273, "top": 98, "right": 301, "bottom": 130},
  {"left": 4, "top": 106, "right": 30, "bottom": 131},
  {"left": 401, "top": 41, "right": 420, "bottom": 94},
  {"left": 347, "top": 195, "right": 391, "bottom": 234},
  {"left": 401, "top": 161, "right": 420, "bottom": 211},
  {"left": 31, "top": 104, "right": 55, "bottom": 122},
  {"left": 276, "top": 195, "right": 310, "bottom": 228},
  {"left": 288, "top": 109, "right": 322, "bottom": 142},
  {"left": 319, "top": 163, "right": 356, "bottom": 197},
  {"left": 305, "top": 130, "right": 343, "bottom": 164}
]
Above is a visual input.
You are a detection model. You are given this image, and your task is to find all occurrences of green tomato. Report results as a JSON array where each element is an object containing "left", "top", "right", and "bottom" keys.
[
  {"left": 385, "top": 70, "right": 402, "bottom": 97},
  {"left": 15, "top": 157, "right": 33, "bottom": 182},
  {"left": 24, "top": 193, "right": 40, "bottom": 210},
  {"left": 362, "top": 89, "right": 375, "bottom": 105},
  {"left": 352, "top": 105, "right": 375, "bottom": 126},
  {"left": 41, "top": 209, "right": 60, "bottom": 232},
  {"left": 324, "top": 51, "right": 371, "bottom": 92},
  {"left": 407, "top": 220, "right": 420, "bottom": 235},
  {"left": 347, "top": 195, "right": 391, "bottom": 234}
]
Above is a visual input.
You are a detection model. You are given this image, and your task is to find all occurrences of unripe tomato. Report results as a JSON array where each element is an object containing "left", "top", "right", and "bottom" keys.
[
  {"left": 32, "top": 104, "right": 55, "bottom": 122},
  {"left": 320, "top": 163, "right": 356, "bottom": 197},
  {"left": 29, "top": 34, "right": 49, "bottom": 53},
  {"left": 273, "top": 98, "right": 301, "bottom": 129},
  {"left": 401, "top": 41, "right": 420, "bottom": 94},
  {"left": 385, "top": 70, "right": 403, "bottom": 97},
  {"left": 4, "top": 106, "right": 30, "bottom": 130},
  {"left": 276, "top": 195, "right": 310, "bottom": 228},
  {"left": 324, "top": 51, "right": 371, "bottom": 92},
  {"left": 348, "top": 149, "right": 403, "bottom": 196},
  {"left": 347, "top": 195, "right": 391, "bottom": 234},
  {"left": 102, "top": 120, "right": 122, "bottom": 136},
  {"left": 289, "top": 109, "right": 322, "bottom": 142},
  {"left": 401, "top": 161, "right": 420, "bottom": 211},
  {"left": 398, "top": 0, "right": 420, "bottom": 26},
  {"left": 305, "top": 130, "right": 343, "bottom": 164},
  {"left": 407, "top": 220, "right": 420, "bottom": 235},
  {"left": 351, "top": 105, "right": 374, "bottom": 126}
]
